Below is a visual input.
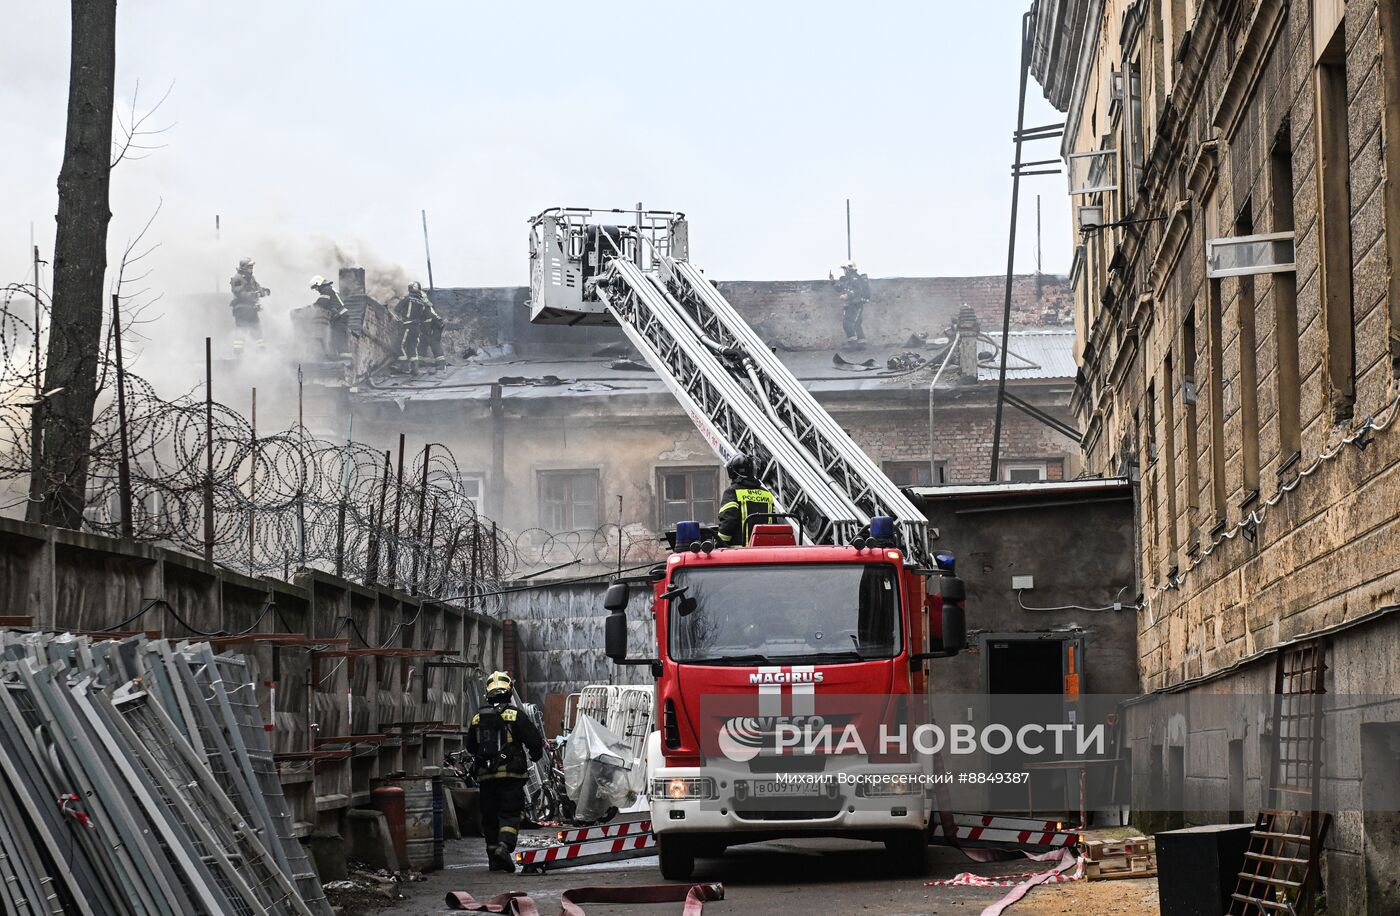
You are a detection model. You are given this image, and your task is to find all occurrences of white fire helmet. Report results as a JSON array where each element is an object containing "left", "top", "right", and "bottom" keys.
[{"left": 310, "top": 275, "right": 330, "bottom": 290}]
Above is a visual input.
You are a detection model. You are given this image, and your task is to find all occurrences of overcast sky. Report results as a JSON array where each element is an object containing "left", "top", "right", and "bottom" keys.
[{"left": 3, "top": 1, "right": 1071, "bottom": 299}]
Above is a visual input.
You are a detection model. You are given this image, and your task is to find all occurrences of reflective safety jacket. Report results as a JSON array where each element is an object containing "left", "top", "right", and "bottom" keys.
[
  {"left": 717, "top": 477, "right": 775, "bottom": 545},
  {"left": 466, "top": 703, "right": 544, "bottom": 781},
  {"left": 313, "top": 290, "right": 349, "bottom": 319},
  {"left": 835, "top": 270, "right": 871, "bottom": 305}
]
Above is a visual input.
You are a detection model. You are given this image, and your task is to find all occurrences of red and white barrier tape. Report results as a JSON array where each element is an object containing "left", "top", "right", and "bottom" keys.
[
  {"left": 927, "top": 848, "right": 1083, "bottom": 916},
  {"left": 932, "top": 813, "right": 1079, "bottom": 848},
  {"left": 515, "top": 833, "right": 656, "bottom": 869},
  {"left": 556, "top": 819, "right": 651, "bottom": 844}
]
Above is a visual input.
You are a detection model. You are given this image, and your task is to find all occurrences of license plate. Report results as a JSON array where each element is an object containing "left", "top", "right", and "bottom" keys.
[{"left": 752, "top": 779, "right": 822, "bottom": 797}]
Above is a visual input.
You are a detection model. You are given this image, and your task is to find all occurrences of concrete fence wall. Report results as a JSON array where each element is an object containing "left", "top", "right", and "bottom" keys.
[
  {"left": 497, "top": 579, "right": 655, "bottom": 733},
  {"left": 0, "top": 515, "right": 502, "bottom": 842}
]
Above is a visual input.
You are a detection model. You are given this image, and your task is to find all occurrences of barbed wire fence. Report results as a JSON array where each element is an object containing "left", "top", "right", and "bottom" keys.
[
  {"left": 1, "top": 281, "right": 674, "bottom": 607},
  {"left": 2, "top": 282, "right": 532, "bottom": 604}
]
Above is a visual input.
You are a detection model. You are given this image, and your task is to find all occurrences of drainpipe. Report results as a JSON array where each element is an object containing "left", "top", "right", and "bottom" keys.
[
  {"left": 927, "top": 333, "right": 961, "bottom": 484},
  {"left": 489, "top": 383, "right": 506, "bottom": 519}
]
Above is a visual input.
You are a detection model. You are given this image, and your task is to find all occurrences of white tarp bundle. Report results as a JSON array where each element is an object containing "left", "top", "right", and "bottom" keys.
[{"left": 562, "top": 713, "right": 637, "bottom": 821}]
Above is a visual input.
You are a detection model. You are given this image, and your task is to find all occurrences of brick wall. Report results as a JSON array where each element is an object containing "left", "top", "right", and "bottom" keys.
[{"left": 835, "top": 396, "right": 1078, "bottom": 483}]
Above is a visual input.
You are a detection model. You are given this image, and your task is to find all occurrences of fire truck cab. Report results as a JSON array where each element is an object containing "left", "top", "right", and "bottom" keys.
[{"left": 604, "top": 518, "right": 966, "bottom": 879}]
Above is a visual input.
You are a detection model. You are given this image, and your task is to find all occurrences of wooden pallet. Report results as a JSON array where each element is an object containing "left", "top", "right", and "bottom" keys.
[
  {"left": 1086, "top": 852, "right": 1157, "bottom": 881},
  {"left": 1084, "top": 836, "right": 1152, "bottom": 859},
  {"left": 1084, "top": 836, "right": 1156, "bottom": 881}
]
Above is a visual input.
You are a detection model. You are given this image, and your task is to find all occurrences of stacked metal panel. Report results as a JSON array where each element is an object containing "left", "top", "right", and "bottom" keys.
[{"left": 0, "top": 631, "right": 332, "bottom": 916}]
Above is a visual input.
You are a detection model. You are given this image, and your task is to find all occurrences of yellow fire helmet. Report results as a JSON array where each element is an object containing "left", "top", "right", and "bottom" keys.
[{"left": 485, "top": 670, "right": 513, "bottom": 695}]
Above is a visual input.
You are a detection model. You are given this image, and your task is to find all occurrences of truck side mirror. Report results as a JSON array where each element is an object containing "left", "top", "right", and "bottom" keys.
[
  {"left": 603, "top": 581, "right": 630, "bottom": 611},
  {"left": 605, "top": 610, "right": 628, "bottom": 663},
  {"left": 939, "top": 576, "right": 967, "bottom": 653}
]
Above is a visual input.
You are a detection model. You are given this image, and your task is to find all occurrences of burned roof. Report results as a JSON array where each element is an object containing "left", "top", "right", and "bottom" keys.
[{"left": 352, "top": 329, "right": 1077, "bottom": 405}]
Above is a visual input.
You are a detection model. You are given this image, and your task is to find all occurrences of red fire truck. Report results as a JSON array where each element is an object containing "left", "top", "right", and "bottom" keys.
[{"left": 529, "top": 208, "right": 967, "bottom": 879}]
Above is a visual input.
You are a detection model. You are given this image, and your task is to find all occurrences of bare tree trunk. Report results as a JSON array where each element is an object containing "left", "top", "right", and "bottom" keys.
[{"left": 31, "top": 1, "right": 117, "bottom": 527}]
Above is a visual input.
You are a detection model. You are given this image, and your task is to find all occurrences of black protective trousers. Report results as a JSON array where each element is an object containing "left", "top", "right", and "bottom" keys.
[{"left": 479, "top": 778, "right": 526, "bottom": 851}]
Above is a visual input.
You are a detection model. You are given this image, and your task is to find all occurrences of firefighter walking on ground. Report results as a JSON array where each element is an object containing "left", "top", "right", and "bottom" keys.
[
  {"left": 393, "top": 282, "right": 433, "bottom": 374},
  {"left": 229, "top": 257, "right": 270, "bottom": 355},
  {"left": 309, "top": 275, "right": 351, "bottom": 361},
  {"left": 833, "top": 260, "right": 871, "bottom": 348},
  {"left": 466, "top": 671, "right": 543, "bottom": 873},
  {"left": 717, "top": 452, "right": 775, "bottom": 547}
]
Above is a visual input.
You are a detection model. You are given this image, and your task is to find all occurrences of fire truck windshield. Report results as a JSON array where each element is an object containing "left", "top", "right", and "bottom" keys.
[{"left": 668, "top": 563, "right": 902, "bottom": 664}]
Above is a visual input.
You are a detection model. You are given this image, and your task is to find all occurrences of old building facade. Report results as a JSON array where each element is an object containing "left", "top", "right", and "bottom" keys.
[
  {"left": 1035, "top": 0, "right": 1400, "bottom": 907},
  {"left": 345, "top": 274, "right": 1082, "bottom": 576}
]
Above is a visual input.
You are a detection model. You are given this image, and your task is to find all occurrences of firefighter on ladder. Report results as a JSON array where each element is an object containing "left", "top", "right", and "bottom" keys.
[
  {"left": 466, "top": 671, "right": 543, "bottom": 873},
  {"left": 716, "top": 452, "right": 775, "bottom": 547},
  {"left": 229, "top": 257, "right": 269, "bottom": 355}
]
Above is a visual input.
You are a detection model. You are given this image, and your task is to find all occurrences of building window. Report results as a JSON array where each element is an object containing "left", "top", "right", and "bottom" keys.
[
  {"left": 456, "top": 473, "right": 485, "bottom": 513},
  {"left": 1234, "top": 203, "right": 1260, "bottom": 498},
  {"left": 1000, "top": 462, "right": 1048, "bottom": 483},
  {"left": 883, "top": 460, "right": 945, "bottom": 487},
  {"left": 1315, "top": 22, "right": 1356, "bottom": 420},
  {"left": 1162, "top": 352, "right": 1179, "bottom": 556},
  {"left": 1204, "top": 190, "right": 1227, "bottom": 524},
  {"left": 1204, "top": 232, "right": 1296, "bottom": 278},
  {"left": 1270, "top": 133, "right": 1302, "bottom": 465},
  {"left": 1182, "top": 309, "right": 1201, "bottom": 513},
  {"left": 1381, "top": 0, "right": 1400, "bottom": 376},
  {"left": 1208, "top": 276, "right": 1228, "bottom": 523},
  {"left": 656, "top": 467, "right": 719, "bottom": 528},
  {"left": 538, "top": 470, "right": 599, "bottom": 531},
  {"left": 1068, "top": 149, "right": 1117, "bottom": 196},
  {"left": 1146, "top": 378, "right": 1159, "bottom": 465}
]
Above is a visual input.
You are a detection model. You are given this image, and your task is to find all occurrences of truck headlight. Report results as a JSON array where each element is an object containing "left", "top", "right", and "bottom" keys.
[
  {"left": 857, "top": 777, "right": 915, "bottom": 797},
  {"left": 651, "top": 777, "right": 716, "bottom": 800}
]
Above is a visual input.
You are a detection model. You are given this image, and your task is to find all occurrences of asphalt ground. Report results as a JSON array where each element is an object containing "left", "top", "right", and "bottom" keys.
[{"left": 366, "top": 830, "right": 1158, "bottom": 915}]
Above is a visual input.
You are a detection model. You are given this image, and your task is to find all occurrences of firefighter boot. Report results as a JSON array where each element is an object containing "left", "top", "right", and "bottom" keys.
[{"left": 487, "top": 843, "right": 515, "bottom": 873}]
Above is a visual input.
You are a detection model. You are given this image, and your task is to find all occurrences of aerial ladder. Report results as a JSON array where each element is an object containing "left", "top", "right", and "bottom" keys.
[
  {"left": 520, "top": 207, "right": 1080, "bottom": 875},
  {"left": 527, "top": 206, "right": 933, "bottom": 564}
]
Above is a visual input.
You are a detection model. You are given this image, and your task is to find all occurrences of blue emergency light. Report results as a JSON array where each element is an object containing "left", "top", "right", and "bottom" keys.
[
  {"left": 934, "top": 550, "right": 956, "bottom": 573},
  {"left": 675, "top": 520, "right": 701, "bottom": 547},
  {"left": 870, "top": 516, "right": 895, "bottom": 540}
]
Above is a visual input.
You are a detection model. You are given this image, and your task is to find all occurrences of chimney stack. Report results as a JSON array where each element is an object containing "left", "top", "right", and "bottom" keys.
[
  {"left": 956, "top": 305, "right": 981, "bottom": 384},
  {"left": 339, "top": 267, "right": 366, "bottom": 298}
]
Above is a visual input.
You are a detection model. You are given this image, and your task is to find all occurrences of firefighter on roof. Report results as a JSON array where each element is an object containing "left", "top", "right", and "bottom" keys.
[
  {"left": 465, "top": 670, "right": 543, "bottom": 873},
  {"left": 393, "top": 282, "right": 433, "bottom": 374},
  {"left": 833, "top": 260, "right": 871, "bottom": 348},
  {"left": 229, "top": 257, "right": 269, "bottom": 355},
  {"left": 309, "top": 275, "right": 351, "bottom": 360},
  {"left": 416, "top": 283, "right": 448, "bottom": 373},
  {"left": 717, "top": 452, "right": 775, "bottom": 546}
]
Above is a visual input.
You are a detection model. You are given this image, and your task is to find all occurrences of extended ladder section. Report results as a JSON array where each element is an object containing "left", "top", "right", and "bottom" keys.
[{"left": 527, "top": 207, "right": 931, "bottom": 563}]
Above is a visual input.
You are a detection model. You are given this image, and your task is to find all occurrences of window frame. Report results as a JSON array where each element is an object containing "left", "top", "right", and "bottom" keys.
[
  {"left": 1000, "top": 462, "right": 1049, "bottom": 483},
  {"left": 1068, "top": 150, "right": 1120, "bottom": 195},
  {"left": 537, "top": 468, "right": 601, "bottom": 532},
  {"left": 455, "top": 472, "right": 485, "bottom": 513},
  {"left": 1204, "top": 231, "right": 1297, "bottom": 278},
  {"left": 881, "top": 460, "right": 945, "bottom": 488},
  {"left": 655, "top": 465, "right": 721, "bottom": 530}
]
